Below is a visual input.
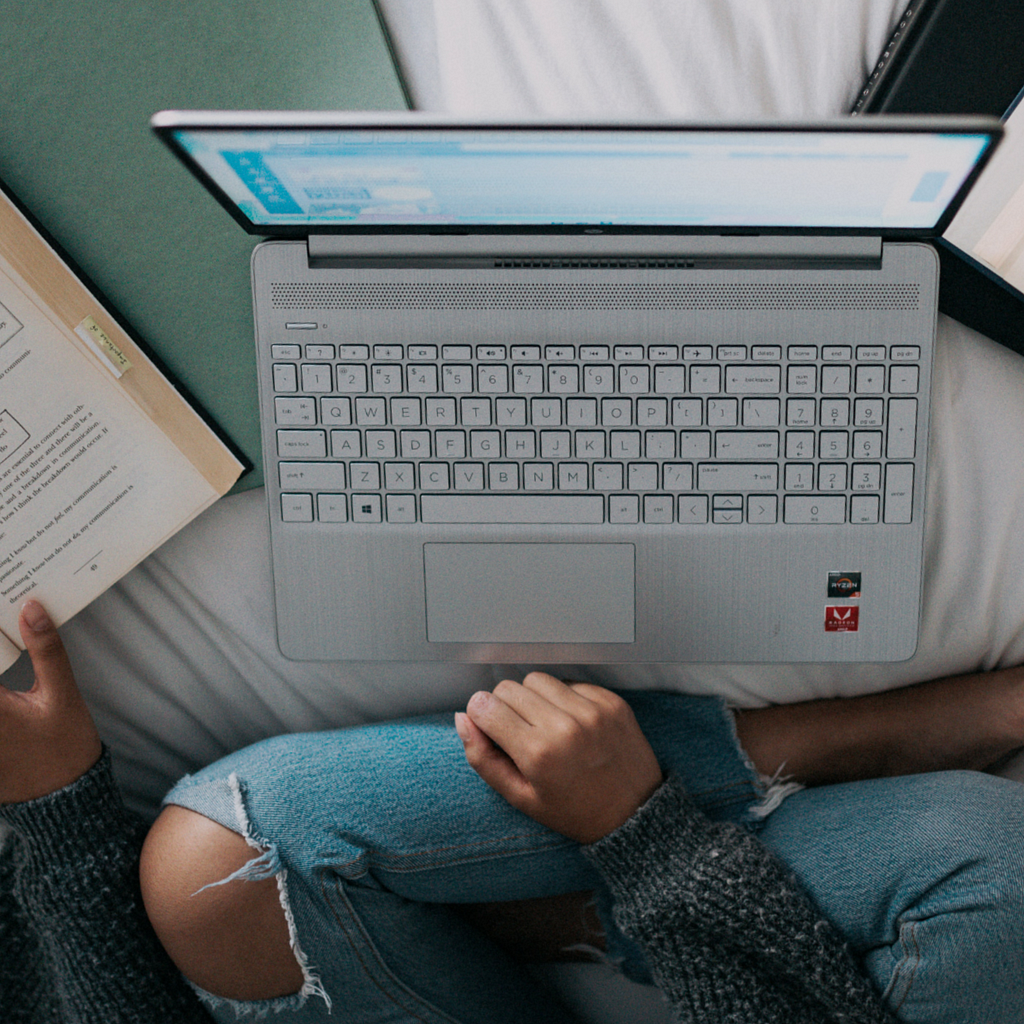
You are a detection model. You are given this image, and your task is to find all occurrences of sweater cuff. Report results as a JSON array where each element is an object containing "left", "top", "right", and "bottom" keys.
[
  {"left": 582, "top": 773, "right": 713, "bottom": 896},
  {"left": 0, "top": 747, "right": 136, "bottom": 854}
]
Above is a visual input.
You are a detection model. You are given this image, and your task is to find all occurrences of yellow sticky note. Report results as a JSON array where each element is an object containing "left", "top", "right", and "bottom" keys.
[{"left": 74, "top": 316, "right": 132, "bottom": 378}]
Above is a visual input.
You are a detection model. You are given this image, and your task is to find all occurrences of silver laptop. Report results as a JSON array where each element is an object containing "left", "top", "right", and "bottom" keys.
[{"left": 152, "top": 112, "right": 1000, "bottom": 663}]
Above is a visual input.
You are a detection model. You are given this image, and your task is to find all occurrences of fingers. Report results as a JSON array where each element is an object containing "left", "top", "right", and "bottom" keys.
[
  {"left": 17, "top": 600, "right": 75, "bottom": 698},
  {"left": 457, "top": 674, "right": 663, "bottom": 844},
  {"left": 455, "top": 709, "right": 535, "bottom": 809},
  {"left": 480, "top": 672, "right": 612, "bottom": 722},
  {"left": 462, "top": 674, "right": 623, "bottom": 757}
]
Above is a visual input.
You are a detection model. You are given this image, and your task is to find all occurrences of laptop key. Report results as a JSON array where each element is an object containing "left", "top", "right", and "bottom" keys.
[
  {"left": 783, "top": 496, "right": 846, "bottom": 524},
  {"left": 884, "top": 464, "right": 914, "bottom": 523},
  {"left": 677, "top": 495, "right": 709, "bottom": 524},
  {"left": 385, "top": 494, "right": 416, "bottom": 523},
  {"left": 643, "top": 495, "right": 673, "bottom": 523},
  {"left": 715, "top": 431, "right": 779, "bottom": 459},
  {"left": 279, "top": 461, "right": 346, "bottom": 489},
  {"left": 609, "top": 495, "right": 639, "bottom": 524},
  {"left": 280, "top": 493, "right": 313, "bottom": 522},
  {"left": 697, "top": 463, "right": 778, "bottom": 491},
  {"left": 317, "top": 494, "right": 348, "bottom": 523},
  {"left": 277, "top": 429, "right": 326, "bottom": 458},
  {"left": 420, "top": 495, "right": 604, "bottom": 524},
  {"left": 351, "top": 495, "right": 382, "bottom": 523}
]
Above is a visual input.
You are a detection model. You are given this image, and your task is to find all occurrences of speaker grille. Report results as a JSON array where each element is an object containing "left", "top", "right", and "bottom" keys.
[
  {"left": 493, "top": 259, "right": 697, "bottom": 269},
  {"left": 271, "top": 282, "right": 920, "bottom": 311}
]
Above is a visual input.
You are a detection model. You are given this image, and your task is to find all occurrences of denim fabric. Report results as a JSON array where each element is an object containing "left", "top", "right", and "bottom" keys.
[
  {"left": 756, "top": 770, "right": 1024, "bottom": 1024},
  {"left": 163, "top": 692, "right": 1024, "bottom": 1023}
]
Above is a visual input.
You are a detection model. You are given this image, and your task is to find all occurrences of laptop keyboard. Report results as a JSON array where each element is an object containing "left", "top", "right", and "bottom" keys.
[{"left": 271, "top": 338, "right": 920, "bottom": 526}]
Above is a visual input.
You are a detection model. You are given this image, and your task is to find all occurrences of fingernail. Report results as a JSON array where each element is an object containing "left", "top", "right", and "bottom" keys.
[
  {"left": 454, "top": 712, "right": 470, "bottom": 741},
  {"left": 22, "top": 600, "right": 51, "bottom": 632}
]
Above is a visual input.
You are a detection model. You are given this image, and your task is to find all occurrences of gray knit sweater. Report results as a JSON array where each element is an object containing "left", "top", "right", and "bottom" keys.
[
  {"left": 0, "top": 751, "right": 212, "bottom": 1023},
  {"left": 585, "top": 775, "right": 897, "bottom": 1023},
  {"left": 0, "top": 754, "right": 896, "bottom": 1023}
]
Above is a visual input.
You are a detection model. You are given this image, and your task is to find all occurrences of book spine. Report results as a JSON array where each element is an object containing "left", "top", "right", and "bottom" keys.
[{"left": 851, "top": 0, "right": 942, "bottom": 115}]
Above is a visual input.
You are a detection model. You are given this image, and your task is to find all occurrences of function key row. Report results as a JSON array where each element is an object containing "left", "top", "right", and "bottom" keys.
[{"left": 270, "top": 343, "right": 922, "bottom": 362}]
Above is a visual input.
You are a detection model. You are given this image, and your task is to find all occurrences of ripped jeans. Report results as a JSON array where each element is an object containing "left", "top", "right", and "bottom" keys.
[{"left": 163, "top": 692, "right": 1024, "bottom": 1024}]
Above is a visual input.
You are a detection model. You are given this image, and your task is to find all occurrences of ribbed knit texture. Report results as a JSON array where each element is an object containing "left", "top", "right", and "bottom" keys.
[
  {"left": 0, "top": 835, "right": 58, "bottom": 1023},
  {"left": 584, "top": 774, "right": 898, "bottom": 1024},
  {"left": 0, "top": 749, "right": 212, "bottom": 1023}
]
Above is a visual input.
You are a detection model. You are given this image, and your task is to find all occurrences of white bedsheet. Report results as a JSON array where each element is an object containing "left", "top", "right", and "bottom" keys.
[
  {"left": 7, "top": 0, "right": 1023, "bottom": 828},
  {"left": 385, "top": 0, "right": 906, "bottom": 119}
]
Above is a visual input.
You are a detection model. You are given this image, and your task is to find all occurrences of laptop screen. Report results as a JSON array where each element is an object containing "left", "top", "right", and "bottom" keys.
[{"left": 154, "top": 114, "right": 999, "bottom": 235}]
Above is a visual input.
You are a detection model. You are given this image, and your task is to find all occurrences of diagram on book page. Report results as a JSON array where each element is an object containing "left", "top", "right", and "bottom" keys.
[
  {"left": 0, "top": 264, "right": 218, "bottom": 671},
  {"left": 0, "top": 300, "right": 23, "bottom": 348}
]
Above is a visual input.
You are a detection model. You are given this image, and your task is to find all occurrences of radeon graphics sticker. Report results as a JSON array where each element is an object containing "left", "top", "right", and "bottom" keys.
[{"left": 825, "top": 605, "right": 860, "bottom": 632}]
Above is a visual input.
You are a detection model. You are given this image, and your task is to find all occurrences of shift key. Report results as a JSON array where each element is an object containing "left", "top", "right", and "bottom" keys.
[
  {"left": 698, "top": 464, "right": 778, "bottom": 491},
  {"left": 279, "top": 461, "right": 347, "bottom": 489}
]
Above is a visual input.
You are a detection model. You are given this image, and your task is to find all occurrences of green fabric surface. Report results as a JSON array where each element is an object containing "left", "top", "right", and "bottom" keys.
[{"left": 0, "top": 2, "right": 406, "bottom": 490}]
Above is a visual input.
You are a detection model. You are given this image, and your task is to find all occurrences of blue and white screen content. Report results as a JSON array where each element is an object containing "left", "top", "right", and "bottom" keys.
[{"left": 174, "top": 127, "right": 991, "bottom": 229}]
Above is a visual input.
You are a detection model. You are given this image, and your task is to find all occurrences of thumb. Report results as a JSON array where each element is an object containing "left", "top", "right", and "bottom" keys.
[{"left": 18, "top": 600, "right": 75, "bottom": 696}]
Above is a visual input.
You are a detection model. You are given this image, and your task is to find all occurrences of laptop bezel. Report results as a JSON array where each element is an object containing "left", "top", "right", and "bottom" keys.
[{"left": 151, "top": 111, "right": 1002, "bottom": 242}]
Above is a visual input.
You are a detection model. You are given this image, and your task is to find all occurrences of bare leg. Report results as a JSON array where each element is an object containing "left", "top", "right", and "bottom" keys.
[
  {"left": 455, "top": 891, "right": 607, "bottom": 962},
  {"left": 734, "top": 665, "right": 1024, "bottom": 786},
  {"left": 140, "top": 805, "right": 305, "bottom": 1000}
]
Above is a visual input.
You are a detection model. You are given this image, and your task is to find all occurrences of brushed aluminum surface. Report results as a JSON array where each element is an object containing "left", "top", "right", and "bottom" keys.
[{"left": 254, "top": 240, "right": 935, "bottom": 662}]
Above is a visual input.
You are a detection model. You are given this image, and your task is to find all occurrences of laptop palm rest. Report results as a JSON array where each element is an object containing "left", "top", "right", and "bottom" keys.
[{"left": 423, "top": 543, "right": 635, "bottom": 644}]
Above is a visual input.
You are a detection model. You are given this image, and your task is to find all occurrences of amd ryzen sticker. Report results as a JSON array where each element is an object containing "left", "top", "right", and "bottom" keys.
[
  {"left": 825, "top": 606, "right": 860, "bottom": 632},
  {"left": 827, "top": 572, "right": 861, "bottom": 598}
]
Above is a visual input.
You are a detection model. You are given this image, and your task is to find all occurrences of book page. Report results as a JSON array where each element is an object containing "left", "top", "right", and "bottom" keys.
[
  {"left": 945, "top": 102, "right": 1024, "bottom": 295},
  {"left": 0, "top": 261, "right": 219, "bottom": 657}
]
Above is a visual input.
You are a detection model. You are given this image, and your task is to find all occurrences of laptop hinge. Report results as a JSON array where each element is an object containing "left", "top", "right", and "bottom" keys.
[{"left": 307, "top": 234, "right": 883, "bottom": 269}]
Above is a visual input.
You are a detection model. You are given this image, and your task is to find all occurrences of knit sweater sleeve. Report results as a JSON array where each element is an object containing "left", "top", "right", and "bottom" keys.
[
  {"left": 583, "top": 775, "right": 898, "bottom": 1024},
  {"left": 0, "top": 830, "right": 59, "bottom": 1023},
  {"left": 0, "top": 749, "right": 213, "bottom": 1024}
]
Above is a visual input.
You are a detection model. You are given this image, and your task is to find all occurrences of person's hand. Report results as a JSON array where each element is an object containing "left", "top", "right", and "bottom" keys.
[
  {"left": 0, "top": 600, "right": 102, "bottom": 804},
  {"left": 456, "top": 672, "right": 663, "bottom": 844}
]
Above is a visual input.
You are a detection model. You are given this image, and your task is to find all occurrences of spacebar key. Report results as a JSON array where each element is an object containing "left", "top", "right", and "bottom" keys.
[{"left": 421, "top": 495, "right": 604, "bottom": 524}]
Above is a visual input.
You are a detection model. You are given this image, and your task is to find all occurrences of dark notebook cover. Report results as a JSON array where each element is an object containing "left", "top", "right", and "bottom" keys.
[{"left": 852, "top": 0, "right": 1024, "bottom": 356}]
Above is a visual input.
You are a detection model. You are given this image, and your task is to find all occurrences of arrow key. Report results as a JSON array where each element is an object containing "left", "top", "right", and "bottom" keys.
[
  {"left": 677, "top": 495, "right": 709, "bottom": 524},
  {"left": 747, "top": 495, "right": 778, "bottom": 524}
]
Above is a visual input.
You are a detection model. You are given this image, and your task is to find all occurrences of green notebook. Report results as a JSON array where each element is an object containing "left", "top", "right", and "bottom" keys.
[{"left": 0, "top": 2, "right": 406, "bottom": 490}]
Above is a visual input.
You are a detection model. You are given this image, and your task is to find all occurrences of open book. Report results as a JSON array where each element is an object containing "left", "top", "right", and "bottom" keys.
[{"left": 0, "top": 184, "right": 244, "bottom": 673}]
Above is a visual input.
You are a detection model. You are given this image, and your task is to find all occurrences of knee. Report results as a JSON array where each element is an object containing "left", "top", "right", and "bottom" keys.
[
  {"left": 140, "top": 805, "right": 305, "bottom": 1001},
  {"left": 913, "top": 772, "right": 1024, "bottom": 916}
]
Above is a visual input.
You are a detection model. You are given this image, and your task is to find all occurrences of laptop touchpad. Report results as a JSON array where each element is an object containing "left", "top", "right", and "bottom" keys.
[{"left": 424, "top": 543, "right": 635, "bottom": 644}]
